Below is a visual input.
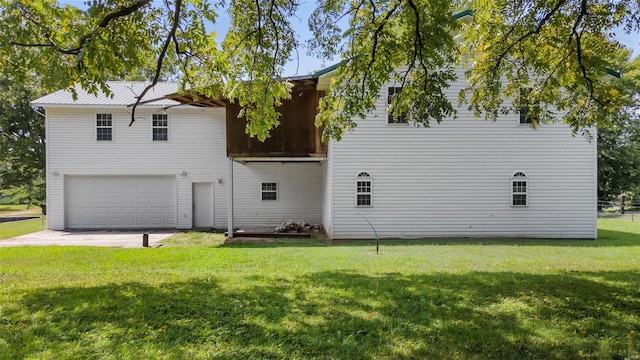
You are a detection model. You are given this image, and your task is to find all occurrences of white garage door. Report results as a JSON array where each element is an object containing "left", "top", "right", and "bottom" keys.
[{"left": 65, "top": 176, "right": 176, "bottom": 229}]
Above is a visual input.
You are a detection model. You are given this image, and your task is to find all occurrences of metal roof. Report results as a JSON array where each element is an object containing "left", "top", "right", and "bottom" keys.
[
  {"left": 605, "top": 68, "right": 622, "bottom": 78},
  {"left": 314, "top": 61, "right": 344, "bottom": 78},
  {"left": 452, "top": 9, "right": 473, "bottom": 20},
  {"left": 31, "top": 82, "right": 181, "bottom": 107}
]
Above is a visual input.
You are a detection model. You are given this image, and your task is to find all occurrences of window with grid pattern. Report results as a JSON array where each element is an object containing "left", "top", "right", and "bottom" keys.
[
  {"left": 96, "top": 114, "right": 112, "bottom": 141},
  {"left": 519, "top": 88, "right": 539, "bottom": 125},
  {"left": 261, "top": 182, "right": 277, "bottom": 201},
  {"left": 512, "top": 172, "right": 528, "bottom": 206},
  {"left": 356, "top": 172, "right": 372, "bottom": 207},
  {"left": 387, "top": 87, "right": 407, "bottom": 124},
  {"left": 152, "top": 114, "right": 168, "bottom": 141}
]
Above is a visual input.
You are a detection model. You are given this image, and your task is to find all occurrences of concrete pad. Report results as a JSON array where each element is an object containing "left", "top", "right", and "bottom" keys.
[{"left": 0, "top": 230, "right": 176, "bottom": 248}]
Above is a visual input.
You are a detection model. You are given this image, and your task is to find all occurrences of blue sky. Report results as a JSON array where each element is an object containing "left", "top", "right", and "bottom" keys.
[{"left": 59, "top": 0, "right": 640, "bottom": 76}]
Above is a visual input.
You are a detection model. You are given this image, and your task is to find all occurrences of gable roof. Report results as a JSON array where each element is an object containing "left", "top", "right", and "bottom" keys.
[{"left": 31, "top": 82, "right": 180, "bottom": 107}]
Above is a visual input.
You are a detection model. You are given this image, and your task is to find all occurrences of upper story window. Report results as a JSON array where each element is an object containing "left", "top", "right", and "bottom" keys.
[
  {"left": 261, "top": 182, "right": 277, "bottom": 201},
  {"left": 512, "top": 172, "right": 528, "bottom": 207},
  {"left": 152, "top": 114, "right": 168, "bottom": 141},
  {"left": 387, "top": 87, "right": 408, "bottom": 124},
  {"left": 96, "top": 114, "right": 113, "bottom": 141},
  {"left": 519, "top": 88, "right": 539, "bottom": 125},
  {"left": 356, "top": 172, "right": 372, "bottom": 207}
]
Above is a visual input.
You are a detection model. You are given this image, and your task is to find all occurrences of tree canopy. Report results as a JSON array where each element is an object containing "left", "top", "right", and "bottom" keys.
[
  {"left": 0, "top": 0, "right": 638, "bottom": 140},
  {"left": 598, "top": 51, "right": 640, "bottom": 200},
  {"left": 0, "top": 78, "right": 45, "bottom": 206}
]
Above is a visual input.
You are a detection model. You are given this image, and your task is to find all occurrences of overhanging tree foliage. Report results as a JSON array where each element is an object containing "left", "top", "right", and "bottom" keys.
[
  {"left": 598, "top": 52, "right": 640, "bottom": 201},
  {"left": 0, "top": 47, "right": 178, "bottom": 208},
  {"left": 0, "top": 0, "right": 638, "bottom": 141},
  {"left": 0, "top": 79, "right": 45, "bottom": 207}
]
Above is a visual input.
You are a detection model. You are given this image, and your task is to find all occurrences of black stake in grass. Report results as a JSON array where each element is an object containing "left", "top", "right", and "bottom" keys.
[{"left": 360, "top": 212, "right": 380, "bottom": 254}]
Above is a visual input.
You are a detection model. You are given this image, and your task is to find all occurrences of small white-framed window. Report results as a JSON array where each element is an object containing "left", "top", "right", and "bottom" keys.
[
  {"left": 261, "top": 182, "right": 277, "bottom": 201},
  {"left": 96, "top": 113, "right": 113, "bottom": 141},
  {"left": 387, "top": 87, "right": 408, "bottom": 124},
  {"left": 511, "top": 172, "right": 528, "bottom": 206},
  {"left": 152, "top": 114, "right": 168, "bottom": 141},
  {"left": 356, "top": 172, "right": 372, "bottom": 207},
  {"left": 518, "top": 88, "right": 539, "bottom": 125}
]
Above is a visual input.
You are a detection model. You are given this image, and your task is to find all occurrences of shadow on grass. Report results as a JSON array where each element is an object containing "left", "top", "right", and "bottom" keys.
[{"left": 2, "top": 271, "right": 639, "bottom": 359}]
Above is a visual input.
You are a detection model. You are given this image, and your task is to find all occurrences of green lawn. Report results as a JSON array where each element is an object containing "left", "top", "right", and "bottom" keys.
[
  {"left": 0, "top": 204, "right": 42, "bottom": 215},
  {"left": 0, "top": 204, "right": 29, "bottom": 212},
  {"left": 0, "top": 218, "right": 46, "bottom": 239},
  {"left": 0, "top": 219, "right": 639, "bottom": 359}
]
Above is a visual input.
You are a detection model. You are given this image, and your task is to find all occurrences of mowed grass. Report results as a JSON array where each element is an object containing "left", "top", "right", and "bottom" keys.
[
  {"left": 0, "top": 218, "right": 46, "bottom": 239},
  {"left": 0, "top": 204, "right": 42, "bottom": 214},
  {"left": 0, "top": 204, "right": 29, "bottom": 212},
  {"left": 0, "top": 219, "right": 639, "bottom": 359}
]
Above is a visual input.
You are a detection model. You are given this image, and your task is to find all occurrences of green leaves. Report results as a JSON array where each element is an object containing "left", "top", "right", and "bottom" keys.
[
  {"left": 0, "top": 79, "right": 45, "bottom": 206},
  {"left": 459, "top": 0, "right": 638, "bottom": 135},
  {"left": 1, "top": 0, "right": 638, "bottom": 141},
  {"left": 0, "top": 0, "right": 159, "bottom": 97},
  {"left": 597, "top": 53, "right": 640, "bottom": 200},
  {"left": 315, "top": 0, "right": 460, "bottom": 140},
  {"left": 217, "top": 0, "right": 299, "bottom": 141}
]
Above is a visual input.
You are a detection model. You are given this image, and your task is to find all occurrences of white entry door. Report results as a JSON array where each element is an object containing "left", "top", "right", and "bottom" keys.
[{"left": 193, "top": 182, "right": 213, "bottom": 228}]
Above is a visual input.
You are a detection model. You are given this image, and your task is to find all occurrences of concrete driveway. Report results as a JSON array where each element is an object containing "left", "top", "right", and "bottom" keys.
[{"left": 0, "top": 230, "right": 175, "bottom": 248}]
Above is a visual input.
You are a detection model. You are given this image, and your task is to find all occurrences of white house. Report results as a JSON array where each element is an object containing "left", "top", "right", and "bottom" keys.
[{"left": 32, "top": 66, "right": 597, "bottom": 240}]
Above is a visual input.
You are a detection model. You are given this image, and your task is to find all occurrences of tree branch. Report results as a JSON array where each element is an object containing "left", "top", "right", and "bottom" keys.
[
  {"left": 407, "top": 0, "right": 428, "bottom": 81},
  {"left": 98, "top": 0, "right": 151, "bottom": 28},
  {"left": 491, "top": 0, "right": 568, "bottom": 76},
  {"left": 361, "top": 0, "right": 400, "bottom": 98},
  {"left": 9, "top": 42, "right": 54, "bottom": 48},
  {"left": 15, "top": 1, "right": 152, "bottom": 56},
  {"left": 129, "top": 0, "right": 182, "bottom": 126},
  {"left": 572, "top": 0, "right": 604, "bottom": 109}
]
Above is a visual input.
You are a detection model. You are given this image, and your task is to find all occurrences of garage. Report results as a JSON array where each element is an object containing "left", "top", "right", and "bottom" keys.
[{"left": 65, "top": 176, "right": 176, "bottom": 229}]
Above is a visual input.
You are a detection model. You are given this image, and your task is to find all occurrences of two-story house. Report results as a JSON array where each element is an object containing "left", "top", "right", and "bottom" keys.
[{"left": 32, "top": 64, "right": 597, "bottom": 240}]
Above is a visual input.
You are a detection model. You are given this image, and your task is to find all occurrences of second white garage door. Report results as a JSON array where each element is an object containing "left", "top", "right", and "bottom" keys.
[{"left": 65, "top": 176, "right": 176, "bottom": 229}]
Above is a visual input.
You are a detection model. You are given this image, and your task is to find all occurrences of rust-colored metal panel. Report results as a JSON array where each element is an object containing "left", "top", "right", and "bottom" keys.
[{"left": 227, "top": 89, "right": 327, "bottom": 158}]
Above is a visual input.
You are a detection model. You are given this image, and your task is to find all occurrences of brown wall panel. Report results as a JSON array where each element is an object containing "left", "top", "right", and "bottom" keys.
[{"left": 226, "top": 89, "right": 327, "bottom": 158}]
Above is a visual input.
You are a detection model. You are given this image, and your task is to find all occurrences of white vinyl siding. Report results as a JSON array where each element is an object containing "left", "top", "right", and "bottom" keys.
[
  {"left": 45, "top": 107, "right": 228, "bottom": 230},
  {"left": 233, "top": 162, "right": 322, "bottom": 228},
  {"left": 326, "top": 66, "right": 596, "bottom": 239},
  {"left": 321, "top": 145, "right": 334, "bottom": 238}
]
